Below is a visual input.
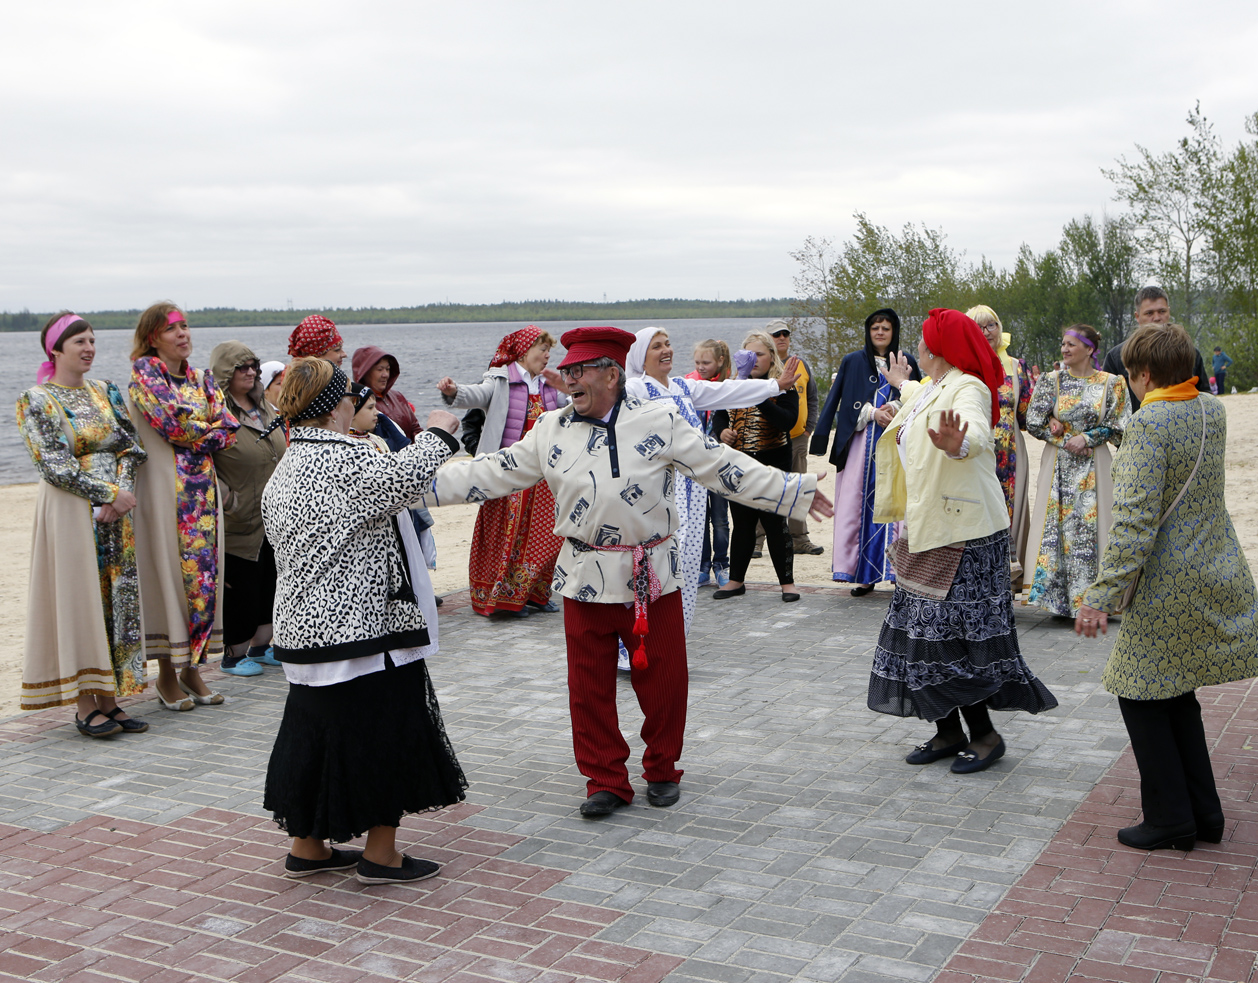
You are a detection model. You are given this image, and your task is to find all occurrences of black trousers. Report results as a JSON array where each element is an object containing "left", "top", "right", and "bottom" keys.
[
  {"left": 1117, "top": 691, "right": 1222, "bottom": 827},
  {"left": 729, "top": 500, "right": 793, "bottom": 585}
]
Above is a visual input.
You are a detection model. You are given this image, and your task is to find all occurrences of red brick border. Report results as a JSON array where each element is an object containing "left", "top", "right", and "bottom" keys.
[
  {"left": 939, "top": 678, "right": 1258, "bottom": 983},
  {"left": 0, "top": 803, "right": 682, "bottom": 982}
]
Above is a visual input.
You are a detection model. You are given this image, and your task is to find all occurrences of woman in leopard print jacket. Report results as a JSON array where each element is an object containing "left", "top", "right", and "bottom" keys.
[{"left": 260, "top": 357, "right": 468, "bottom": 886}]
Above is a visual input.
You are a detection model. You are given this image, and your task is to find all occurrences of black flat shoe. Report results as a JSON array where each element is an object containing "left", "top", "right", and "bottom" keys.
[
  {"left": 712, "top": 586, "right": 746, "bottom": 600},
  {"left": 906, "top": 738, "right": 967, "bottom": 765},
  {"left": 284, "top": 846, "right": 364, "bottom": 878},
  {"left": 950, "top": 738, "right": 1006, "bottom": 774},
  {"left": 781, "top": 593, "right": 801, "bottom": 603},
  {"left": 355, "top": 854, "right": 441, "bottom": 885},
  {"left": 580, "top": 791, "right": 629, "bottom": 818},
  {"left": 850, "top": 584, "right": 875, "bottom": 597},
  {"left": 1117, "top": 821, "right": 1197, "bottom": 852},
  {"left": 646, "top": 782, "right": 680, "bottom": 807},
  {"left": 75, "top": 710, "right": 122, "bottom": 738},
  {"left": 103, "top": 707, "right": 149, "bottom": 733}
]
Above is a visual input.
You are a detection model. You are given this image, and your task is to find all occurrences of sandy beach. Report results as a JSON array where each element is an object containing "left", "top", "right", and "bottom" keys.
[{"left": 5, "top": 395, "right": 1258, "bottom": 719}]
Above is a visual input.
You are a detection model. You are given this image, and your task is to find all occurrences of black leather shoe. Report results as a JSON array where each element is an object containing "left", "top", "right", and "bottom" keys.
[
  {"left": 646, "top": 782, "right": 680, "bottom": 807},
  {"left": 906, "top": 738, "right": 967, "bottom": 765},
  {"left": 712, "top": 586, "right": 746, "bottom": 600},
  {"left": 950, "top": 738, "right": 1006, "bottom": 774},
  {"left": 1196, "top": 812, "right": 1226, "bottom": 844},
  {"left": 781, "top": 593, "right": 801, "bottom": 603},
  {"left": 1117, "top": 821, "right": 1197, "bottom": 851},
  {"left": 285, "top": 846, "right": 364, "bottom": 878},
  {"left": 579, "top": 791, "right": 629, "bottom": 818},
  {"left": 850, "top": 584, "right": 875, "bottom": 597}
]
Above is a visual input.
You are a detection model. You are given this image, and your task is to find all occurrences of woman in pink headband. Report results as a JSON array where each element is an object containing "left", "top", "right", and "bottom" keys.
[
  {"left": 1024, "top": 323, "right": 1131, "bottom": 616},
  {"left": 126, "top": 301, "right": 240, "bottom": 711},
  {"left": 16, "top": 312, "right": 150, "bottom": 736}
]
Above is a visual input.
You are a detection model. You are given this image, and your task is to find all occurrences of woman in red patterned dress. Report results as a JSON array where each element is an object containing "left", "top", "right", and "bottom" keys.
[{"left": 436, "top": 327, "right": 569, "bottom": 617}]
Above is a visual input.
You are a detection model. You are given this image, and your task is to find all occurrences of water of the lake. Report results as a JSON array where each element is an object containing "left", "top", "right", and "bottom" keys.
[{"left": 1, "top": 318, "right": 782, "bottom": 484}]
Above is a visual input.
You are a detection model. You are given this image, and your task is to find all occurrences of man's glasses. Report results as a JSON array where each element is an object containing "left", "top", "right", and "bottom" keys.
[
  {"left": 559, "top": 362, "right": 606, "bottom": 381},
  {"left": 771, "top": 330, "right": 790, "bottom": 339}
]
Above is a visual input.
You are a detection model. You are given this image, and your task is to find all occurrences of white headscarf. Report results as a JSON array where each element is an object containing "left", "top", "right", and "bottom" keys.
[
  {"left": 260, "top": 360, "right": 286, "bottom": 391},
  {"left": 626, "top": 327, "right": 667, "bottom": 379}
]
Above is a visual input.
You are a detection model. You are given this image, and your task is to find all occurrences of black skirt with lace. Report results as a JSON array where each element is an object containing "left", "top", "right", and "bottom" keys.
[
  {"left": 868, "top": 530, "right": 1058, "bottom": 722},
  {"left": 264, "top": 657, "right": 468, "bottom": 842}
]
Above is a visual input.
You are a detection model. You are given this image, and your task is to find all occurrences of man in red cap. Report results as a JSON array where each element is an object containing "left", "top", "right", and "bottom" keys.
[{"left": 425, "top": 326, "right": 833, "bottom": 816}]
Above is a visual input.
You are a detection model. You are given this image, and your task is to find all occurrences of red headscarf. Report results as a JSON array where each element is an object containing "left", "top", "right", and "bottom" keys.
[
  {"left": 921, "top": 308, "right": 1004, "bottom": 425},
  {"left": 288, "top": 315, "right": 343, "bottom": 359},
  {"left": 490, "top": 325, "right": 542, "bottom": 368}
]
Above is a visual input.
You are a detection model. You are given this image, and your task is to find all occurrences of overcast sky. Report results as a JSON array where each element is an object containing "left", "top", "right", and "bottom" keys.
[{"left": 2, "top": 0, "right": 1256, "bottom": 312}]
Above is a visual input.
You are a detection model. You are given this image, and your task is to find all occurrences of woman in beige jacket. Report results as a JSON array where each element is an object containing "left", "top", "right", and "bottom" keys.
[{"left": 870, "top": 309, "right": 1057, "bottom": 773}]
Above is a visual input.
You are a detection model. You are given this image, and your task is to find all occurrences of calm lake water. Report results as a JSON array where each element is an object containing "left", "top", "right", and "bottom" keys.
[{"left": 1, "top": 318, "right": 778, "bottom": 484}]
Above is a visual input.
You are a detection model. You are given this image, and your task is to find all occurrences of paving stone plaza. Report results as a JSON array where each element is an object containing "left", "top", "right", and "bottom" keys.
[{"left": 2, "top": 583, "right": 1257, "bottom": 983}]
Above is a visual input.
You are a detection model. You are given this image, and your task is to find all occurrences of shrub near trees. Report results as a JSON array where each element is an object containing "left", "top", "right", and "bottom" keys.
[{"left": 792, "top": 105, "right": 1258, "bottom": 390}]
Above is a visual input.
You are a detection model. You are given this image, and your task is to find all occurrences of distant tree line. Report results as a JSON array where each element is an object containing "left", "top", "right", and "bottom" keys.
[
  {"left": 0, "top": 298, "right": 796, "bottom": 333},
  {"left": 790, "top": 104, "right": 1258, "bottom": 390}
]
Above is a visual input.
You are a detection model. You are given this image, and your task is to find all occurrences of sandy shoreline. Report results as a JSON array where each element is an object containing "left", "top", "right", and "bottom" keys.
[{"left": 6, "top": 395, "right": 1258, "bottom": 719}]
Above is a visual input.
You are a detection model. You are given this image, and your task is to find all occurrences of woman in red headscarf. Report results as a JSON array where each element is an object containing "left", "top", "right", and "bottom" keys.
[
  {"left": 435, "top": 326, "right": 569, "bottom": 616},
  {"left": 870, "top": 309, "right": 1058, "bottom": 774},
  {"left": 287, "top": 315, "right": 346, "bottom": 368}
]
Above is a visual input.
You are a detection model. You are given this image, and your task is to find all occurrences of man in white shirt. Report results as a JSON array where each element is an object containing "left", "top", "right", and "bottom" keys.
[{"left": 426, "top": 327, "right": 832, "bottom": 817}]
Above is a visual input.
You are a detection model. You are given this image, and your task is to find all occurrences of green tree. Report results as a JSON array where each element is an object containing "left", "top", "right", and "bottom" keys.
[
  {"left": 1102, "top": 103, "right": 1223, "bottom": 331},
  {"left": 1059, "top": 214, "right": 1140, "bottom": 344}
]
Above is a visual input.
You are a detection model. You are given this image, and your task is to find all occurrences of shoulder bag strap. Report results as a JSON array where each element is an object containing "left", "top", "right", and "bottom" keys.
[{"left": 1156, "top": 398, "right": 1207, "bottom": 525}]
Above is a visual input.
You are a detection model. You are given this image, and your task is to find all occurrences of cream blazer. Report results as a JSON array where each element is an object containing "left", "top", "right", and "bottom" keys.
[{"left": 873, "top": 369, "right": 1010, "bottom": 553}]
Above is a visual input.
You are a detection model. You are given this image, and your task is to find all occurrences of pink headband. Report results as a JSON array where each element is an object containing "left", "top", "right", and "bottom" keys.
[
  {"left": 36, "top": 313, "right": 84, "bottom": 383},
  {"left": 1065, "top": 329, "right": 1099, "bottom": 369},
  {"left": 166, "top": 310, "right": 186, "bottom": 325}
]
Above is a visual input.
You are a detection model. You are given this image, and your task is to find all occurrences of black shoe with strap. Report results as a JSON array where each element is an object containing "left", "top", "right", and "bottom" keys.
[
  {"left": 103, "top": 707, "right": 149, "bottom": 733},
  {"left": 75, "top": 710, "right": 122, "bottom": 738},
  {"left": 579, "top": 791, "right": 629, "bottom": 818}
]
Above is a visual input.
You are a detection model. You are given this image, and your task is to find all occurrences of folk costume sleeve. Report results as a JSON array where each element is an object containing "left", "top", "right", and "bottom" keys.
[
  {"left": 1015, "top": 359, "right": 1033, "bottom": 431},
  {"left": 16, "top": 387, "right": 121, "bottom": 504},
  {"left": 1085, "top": 375, "right": 1129, "bottom": 449},
  {"left": 426, "top": 421, "right": 547, "bottom": 506},
  {"left": 1025, "top": 372, "right": 1064, "bottom": 447},
  {"left": 129, "top": 358, "right": 240, "bottom": 452}
]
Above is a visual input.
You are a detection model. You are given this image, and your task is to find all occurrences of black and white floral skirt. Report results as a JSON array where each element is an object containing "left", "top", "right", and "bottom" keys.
[
  {"left": 264, "top": 657, "right": 468, "bottom": 842},
  {"left": 868, "top": 531, "right": 1058, "bottom": 722}
]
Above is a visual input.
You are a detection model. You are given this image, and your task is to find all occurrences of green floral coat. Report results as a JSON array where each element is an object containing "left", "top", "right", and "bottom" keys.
[{"left": 1084, "top": 395, "right": 1258, "bottom": 700}]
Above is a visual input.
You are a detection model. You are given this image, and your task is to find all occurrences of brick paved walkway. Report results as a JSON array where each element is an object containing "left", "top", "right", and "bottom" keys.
[{"left": 1, "top": 582, "right": 1252, "bottom": 982}]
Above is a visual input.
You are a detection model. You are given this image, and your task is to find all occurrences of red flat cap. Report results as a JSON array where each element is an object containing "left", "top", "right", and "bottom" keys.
[{"left": 557, "top": 326, "right": 637, "bottom": 369}]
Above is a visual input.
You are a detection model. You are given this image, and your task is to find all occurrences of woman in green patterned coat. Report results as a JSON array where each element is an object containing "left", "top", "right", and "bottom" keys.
[{"left": 1076, "top": 322, "right": 1258, "bottom": 853}]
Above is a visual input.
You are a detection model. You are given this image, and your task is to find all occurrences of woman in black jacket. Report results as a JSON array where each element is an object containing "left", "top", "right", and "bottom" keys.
[{"left": 712, "top": 330, "right": 801, "bottom": 602}]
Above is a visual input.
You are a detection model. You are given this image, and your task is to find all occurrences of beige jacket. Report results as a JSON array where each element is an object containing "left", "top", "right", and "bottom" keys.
[{"left": 873, "top": 369, "right": 1009, "bottom": 553}]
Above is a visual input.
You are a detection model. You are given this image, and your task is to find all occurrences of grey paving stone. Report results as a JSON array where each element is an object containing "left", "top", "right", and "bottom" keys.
[{"left": 0, "top": 586, "right": 1129, "bottom": 982}]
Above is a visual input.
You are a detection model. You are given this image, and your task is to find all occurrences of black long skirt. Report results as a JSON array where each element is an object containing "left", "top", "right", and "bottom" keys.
[
  {"left": 264, "top": 657, "right": 468, "bottom": 842},
  {"left": 868, "top": 531, "right": 1058, "bottom": 722}
]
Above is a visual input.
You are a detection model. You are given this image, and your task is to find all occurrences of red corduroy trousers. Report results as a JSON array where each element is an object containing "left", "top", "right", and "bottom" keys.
[{"left": 561, "top": 591, "right": 688, "bottom": 802}]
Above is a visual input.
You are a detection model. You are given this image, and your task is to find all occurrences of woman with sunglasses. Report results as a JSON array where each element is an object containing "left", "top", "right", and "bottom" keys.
[
  {"left": 210, "top": 341, "right": 287, "bottom": 677},
  {"left": 261, "top": 357, "right": 467, "bottom": 884}
]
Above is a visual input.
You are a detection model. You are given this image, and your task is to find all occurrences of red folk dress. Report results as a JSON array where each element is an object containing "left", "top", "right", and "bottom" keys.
[{"left": 468, "top": 394, "right": 563, "bottom": 615}]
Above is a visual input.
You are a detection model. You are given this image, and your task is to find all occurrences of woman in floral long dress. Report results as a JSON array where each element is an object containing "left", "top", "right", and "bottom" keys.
[
  {"left": 17, "top": 313, "right": 149, "bottom": 736},
  {"left": 967, "top": 305, "right": 1034, "bottom": 580},
  {"left": 1024, "top": 324, "right": 1129, "bottom": 616},
  {"left": 128, "top": 302, "right": 239, "bottom": 710}
]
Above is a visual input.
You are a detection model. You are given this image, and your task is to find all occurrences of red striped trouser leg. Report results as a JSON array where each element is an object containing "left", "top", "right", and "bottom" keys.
[
  {"left": 563, "top": 597, "right": 635, "bottom": 802},
  {"left": 623, "top": 589, "right": 688, "bottom": 786}
]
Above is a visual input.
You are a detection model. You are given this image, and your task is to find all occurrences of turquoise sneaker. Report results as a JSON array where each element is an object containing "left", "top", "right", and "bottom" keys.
[
  {"left": 221, "top": 658, "right": 263, "bottom": 677},
  {"left": 255, "top": 647, "right": 282, "bottom": 667}
]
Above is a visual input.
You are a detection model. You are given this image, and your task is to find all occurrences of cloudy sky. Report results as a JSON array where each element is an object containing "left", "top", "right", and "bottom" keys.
[{"left": 2, "top": 0, "right": 1256, "bottom": 312}]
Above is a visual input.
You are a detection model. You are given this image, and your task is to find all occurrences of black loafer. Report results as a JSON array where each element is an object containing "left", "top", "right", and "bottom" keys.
[
  {"left": 646, "top": 782, "right": 680, "bottom": 807},
  {"left": 712, "top": 586, "right": 746, "bottom": 600},
  {"left": 579, "top": 791, "right": 629, "bottom": 818},
  {"left": 905, "top": 738, "right": 967, "bottom": 765},
  {"left": 950, "top": 738, "right": 1006, "bottom": 774},
  {"left": 75, "top": 710, "right": 122, "bottom": 738},
  {"left": 1117, "top": 821, "right": 1197, "bottom": 852},
  {"left": 781, "top": 592, "right": 801, "bottom": 603},
  {"left": 355, "top": 854, "right": 441, "bottom": 884},
  {"left": 284, "top": 846, "right": 364, "bottom": 878},
  {"left": 850, "top": 584, "right": 875, "bottom": 597}
]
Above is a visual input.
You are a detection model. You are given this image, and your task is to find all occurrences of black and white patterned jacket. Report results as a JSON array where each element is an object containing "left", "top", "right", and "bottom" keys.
[{"left": 262, "top": 428, "right": 457, "bottom": 663}]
